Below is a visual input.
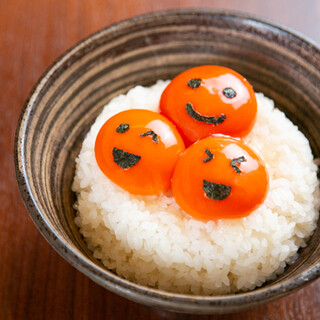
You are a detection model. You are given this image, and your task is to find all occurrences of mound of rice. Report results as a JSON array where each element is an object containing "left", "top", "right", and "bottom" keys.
[{"left": 72, "top": 80, "right": 320, "bottom": 294}]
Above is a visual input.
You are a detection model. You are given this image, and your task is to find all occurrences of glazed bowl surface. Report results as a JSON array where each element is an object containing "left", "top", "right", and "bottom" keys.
[{"left": 15, "top": 9, "right": 320, "bottom": 314}]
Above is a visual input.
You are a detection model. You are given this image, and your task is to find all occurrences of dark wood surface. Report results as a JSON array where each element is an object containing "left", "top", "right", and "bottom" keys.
[{"left": 1, "top": 1, "right": 320, "bottom": 319}]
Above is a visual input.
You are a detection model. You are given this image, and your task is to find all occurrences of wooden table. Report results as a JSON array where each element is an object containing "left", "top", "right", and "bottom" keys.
[{"left": 1, "top": 1, "right": 319, "bottom": 319}]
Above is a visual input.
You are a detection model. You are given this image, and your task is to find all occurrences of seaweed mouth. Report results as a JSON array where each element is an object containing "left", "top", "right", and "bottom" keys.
[
  {"left": 112, "top": 147, "right": 141, "bottom": 169},
  {"left": 202, "top": 180, "right": 231, "bottom": 200},
  {"left": 185, "top": 103, "right": 226, "bottom": 125}
]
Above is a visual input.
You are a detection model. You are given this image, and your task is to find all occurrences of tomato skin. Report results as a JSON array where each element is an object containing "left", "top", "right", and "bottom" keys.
[
  {"left": 95, "top": 109, "right": 185, "bottom": 195},
  {"left": 171, "top": 136, "right": 268, "bottom": 220},
  {"left": 160, "top": 65, "right": 257, "bottom": 145}
]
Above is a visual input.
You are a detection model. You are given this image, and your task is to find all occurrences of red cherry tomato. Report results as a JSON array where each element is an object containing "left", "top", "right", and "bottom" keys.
[
  {"left": 171, "top": 136, "right": 268, "bottom": 220},
  {"left": 160, "top": 65, "right": 257, "bottom": 145},
  {"left": 95, "top": 109, "right": 185, "bottom": 195}
]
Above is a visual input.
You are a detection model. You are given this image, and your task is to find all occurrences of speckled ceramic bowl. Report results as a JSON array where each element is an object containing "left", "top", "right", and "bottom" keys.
[{"left": 15, "top": 9, "right": 320, "bottom": 314}]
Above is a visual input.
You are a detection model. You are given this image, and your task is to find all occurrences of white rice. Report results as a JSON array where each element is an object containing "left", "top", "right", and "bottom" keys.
[{"left": 72, "top": 80, "right": 320, "bottom": 294}]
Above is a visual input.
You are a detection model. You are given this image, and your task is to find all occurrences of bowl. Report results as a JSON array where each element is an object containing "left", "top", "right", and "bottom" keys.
[{"left": 15, "top": 9, "right": 320, "bottom": 314}]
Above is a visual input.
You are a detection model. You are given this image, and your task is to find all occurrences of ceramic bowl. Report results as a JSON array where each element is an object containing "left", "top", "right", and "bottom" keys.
[{"left": 15, "top": 9, "right": 320, "bottom": 314}]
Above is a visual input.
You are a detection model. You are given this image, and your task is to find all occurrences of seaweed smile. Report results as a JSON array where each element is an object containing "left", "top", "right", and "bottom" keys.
[{"left": 185, "top": 103, "right": 226, "bottom": 125}]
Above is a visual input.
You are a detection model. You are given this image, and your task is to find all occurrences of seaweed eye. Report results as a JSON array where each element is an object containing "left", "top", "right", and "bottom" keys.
[
  {"left": 139, "top": 130, "right": 159, "bottom": 143},
  {"left": 187, "top": 78, "right": 201, "bottom": 89},
  {"left": 230, "top": 156, "right": 246, "bottom": 173},
  {"left": 222, "top": 87, "right": 237, "bottom": 98},
  {"left": 203, "top": 148, "right": 213, "bottom": 163},
  {"left": 116, "top": 123, "right": 130, "bottom": 133},
  {"left": 171, "top": 136, "right": 268, "bottom": 220}
]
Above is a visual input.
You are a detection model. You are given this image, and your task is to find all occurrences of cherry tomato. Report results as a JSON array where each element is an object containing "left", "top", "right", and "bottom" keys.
[
  {"left": 95, "top": 109, "right": 185, "bottom": 195},
  {"left": 171, "top": 136, "right": 268, "bottom": 220},
  {"left": 160, "top": 65, "right": 257, "bottom": 145}
]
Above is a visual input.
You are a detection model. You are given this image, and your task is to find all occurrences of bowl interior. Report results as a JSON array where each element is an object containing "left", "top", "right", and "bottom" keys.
[{"left": 15, "top": 10, "right": 320, "bottom": 314}]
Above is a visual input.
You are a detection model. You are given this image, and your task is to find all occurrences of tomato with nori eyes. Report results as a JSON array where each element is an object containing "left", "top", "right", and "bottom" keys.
[
  {"left": 160, "top": 65, "right": 257, "bottom": 145},
  {"left": 95, "top": 109, "right": 185, "bottom": 195},
  {"left": 171, "top": 136, "right": 269, "bottom": 220}
]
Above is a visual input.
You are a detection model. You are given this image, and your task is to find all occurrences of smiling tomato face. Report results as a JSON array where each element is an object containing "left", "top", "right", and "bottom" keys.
[
  {"left": 171, "top": 136, "right": 268, "bottom": 220},
  {"left": 95, "top": 109, "right": 185, "bottom": 195},
  {"left": 160, "top": 65, "right": 257, "bottom": 145}
]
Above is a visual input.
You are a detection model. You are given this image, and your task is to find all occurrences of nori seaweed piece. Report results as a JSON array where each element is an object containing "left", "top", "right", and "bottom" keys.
[
  {"left": 203, "top": 149, "right": 214, "bottom": 163},
  {"left": 139, "top": 130, "right": 159, "bottom": 144},
  {"left": 222, "top": 87, "right": 237, "bottom": 98},
  {"left": 187, "top": 78, "right": 201, "bottom": 89},
  {"left": 116, "top": 123, "right": 130, "bottom": 133},
  {"left": 230, "top": 156, "right": 246, "bottom": 174},
  {"left": 185, "top": 103, "right": 226, "bottom": 125},
  {"left": 203, "top": 180, "right": 231, "bottom": 200},
  {"left": 112, "top": 147, "right": 141, "bottom": 169}
]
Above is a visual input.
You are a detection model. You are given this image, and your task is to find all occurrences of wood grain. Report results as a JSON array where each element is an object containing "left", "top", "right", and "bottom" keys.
[{"left": 1, "top": 0, "right": 319, "bottom": 319}]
